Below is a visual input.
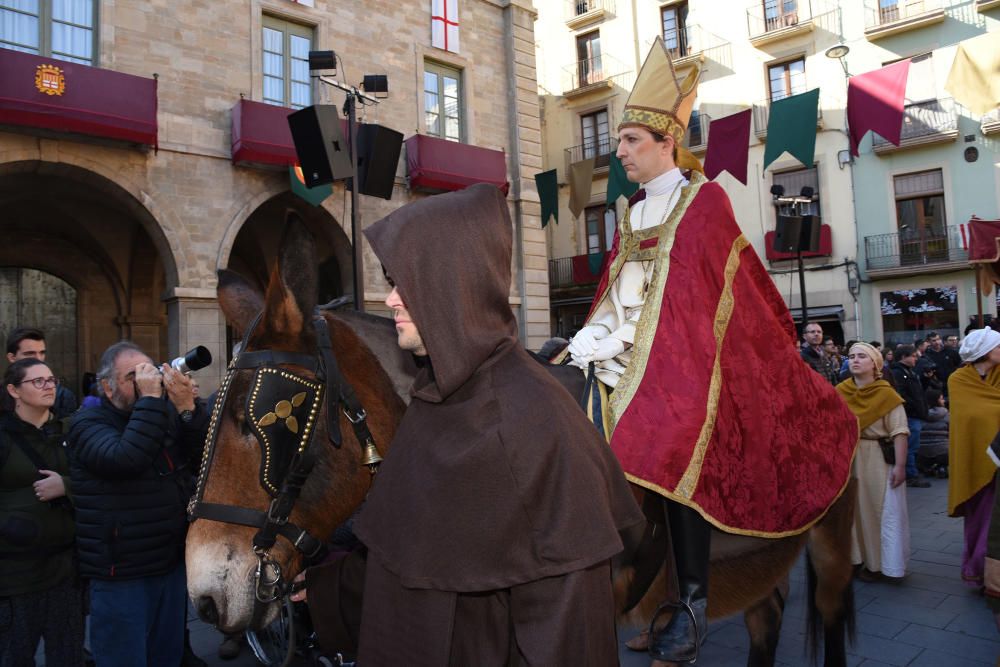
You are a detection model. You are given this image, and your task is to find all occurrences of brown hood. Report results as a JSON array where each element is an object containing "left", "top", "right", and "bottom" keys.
[{"left": 364, "top": 183, "right": 518, "bottom": 402}]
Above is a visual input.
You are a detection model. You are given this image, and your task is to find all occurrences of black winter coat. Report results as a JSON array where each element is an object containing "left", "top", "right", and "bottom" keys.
[
  {"left": 890, "top": 361, "right": 929, "bottom": 420},
  {"left": 67, "top": 396, "right": 208, "bottom": 580}
]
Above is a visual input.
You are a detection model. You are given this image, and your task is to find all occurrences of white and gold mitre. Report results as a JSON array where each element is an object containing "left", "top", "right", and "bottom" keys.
[{"left": 619, "top": 37, "right": 701, "bottom": 145}]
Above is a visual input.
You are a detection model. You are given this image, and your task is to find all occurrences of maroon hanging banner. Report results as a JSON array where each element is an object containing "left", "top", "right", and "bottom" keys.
[
  {"left": 703, "top": 109, "right": 751, "bottom": 185},
  {"left": 847, "top": 59, "right": 910, "bottom": 157}
]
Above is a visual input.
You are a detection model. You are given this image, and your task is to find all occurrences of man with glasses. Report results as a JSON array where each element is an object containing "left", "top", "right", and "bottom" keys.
[
  {"left": 6, "top": 327, "right": 78, "bottom": 419},
  {"left": 66, "top": 341, "right": 209, "bottom": 667}
]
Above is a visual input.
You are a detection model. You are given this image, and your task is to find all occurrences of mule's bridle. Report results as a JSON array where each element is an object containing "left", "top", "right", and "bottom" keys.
[{"left": 188, "top": 309, "right": 382, "bottom": 616}]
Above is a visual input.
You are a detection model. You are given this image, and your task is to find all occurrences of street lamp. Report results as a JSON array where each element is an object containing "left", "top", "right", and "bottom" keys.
[{"left": 825, "top": 43, "right": 851, "bottom": 77}]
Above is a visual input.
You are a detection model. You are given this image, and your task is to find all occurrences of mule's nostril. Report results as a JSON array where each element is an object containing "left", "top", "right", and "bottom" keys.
[{"left": 196, "top": 595, "right": 219, "bottom": 626}]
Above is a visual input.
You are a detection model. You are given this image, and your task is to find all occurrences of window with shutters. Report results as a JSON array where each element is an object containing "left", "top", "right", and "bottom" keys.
[
  {"left": 894, "top": 169, "right": 947, "bottom": 264},
  {"left": 0, "top": 0, "right": 96, "bottom": 65},
  {"left": 661, "top": 2, "right": 689, "bottom": 60},
  {"left": 584, "top": 205, "right": 616, "bottom": 254},
  {"left": 768, "top": 57, "right": 806, "bottom": 102},
  {"left": 580, "top": 109, "right": 611, "bottom": 167},
  {"left": 262, "top": 16, "right": 313, "bottom": 109},
  {"left": 424, "top": 61, "right": 463, "bottom": 142},
  {"left": 576, "top": 31, "right": 601, "bottom": 86}
]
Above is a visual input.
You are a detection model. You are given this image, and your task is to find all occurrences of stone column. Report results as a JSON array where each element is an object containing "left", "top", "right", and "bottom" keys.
[
  {"left": 164, "top": 287, "right": 227, "bottom": 395},
  {"left": 504, "top": 0, "right": 551, "bottom": 351}
]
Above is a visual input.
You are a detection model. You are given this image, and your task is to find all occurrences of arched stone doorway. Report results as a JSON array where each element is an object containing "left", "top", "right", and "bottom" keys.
[
  {"left": 0, "top": 161, "right": 175, "bottom": 400},
  {"left": 0, "top": 268, "right": 78, "bottom": 391},
  {"left": 223, "top": 192, "right": 353, "bottom": 354}
]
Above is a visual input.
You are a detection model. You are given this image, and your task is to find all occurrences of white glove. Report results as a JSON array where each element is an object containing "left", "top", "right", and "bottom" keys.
[
  {"left": 567, "top": 326, "right": 608, "bottom": 359},
  {"left": 590, "top": 337, "right": 625, "bottom": 362}
]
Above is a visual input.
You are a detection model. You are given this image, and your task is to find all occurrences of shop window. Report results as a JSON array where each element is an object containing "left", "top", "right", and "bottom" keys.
[
  {"left": 880, "top": 287, "right": 959, "bottom": 348},
  {"left": 424, "top": 61, "right": 463, "bottom": 142},
  {"left": 262, "top": 16, "right": 313, "bottom": 109},
  {"left": 1, "top": 0, "right": 96, "bottom": 65}
]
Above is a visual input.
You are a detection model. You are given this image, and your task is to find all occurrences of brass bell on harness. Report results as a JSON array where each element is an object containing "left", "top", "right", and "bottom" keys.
[{"left": 361, "top": 437, "right": 383, "bottom": 470}]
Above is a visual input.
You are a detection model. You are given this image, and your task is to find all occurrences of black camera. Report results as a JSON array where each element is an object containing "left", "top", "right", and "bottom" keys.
[{"left": 168, "top": 346, "right": 212, "bottom": 375}]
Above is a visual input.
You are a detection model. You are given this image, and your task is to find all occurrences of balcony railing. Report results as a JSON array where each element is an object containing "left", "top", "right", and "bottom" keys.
[
  {"left": 549, "top": 254, "right": 606, "bottom": 289},
  {"left": 567, "top": 0, "right": 614, "bottom": 19},
  {"left": 872, "top": 98, "right": 957, "bottom": 152},
  {"left": 982, "top": 108, "right": 1000, "bottom": 135},
  {"left": 864, "top": 225, "right": 968, "bottom": 272},
  {"left": 864, "top": 0, "right": 943, "bottom": 30},
  {"left": 746, "top": 0, "right": 831, "bottom": 44},
  {"left": 752, "top": 97, "right": 823, "bottom": 138},
  {"left": 562, "top": 53, "right": 632, "bottom": 95},
  {"left": 661, "top": 25, "right": 730, "bottom": 65},
  {"left": 565, "top": 137, "right": 617, "bottom": 172}
]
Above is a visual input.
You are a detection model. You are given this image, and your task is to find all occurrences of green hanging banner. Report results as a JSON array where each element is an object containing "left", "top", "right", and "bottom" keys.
[
  {"left": 289, "top": 165, "right": 332, "bottom": 207},
  {"left": 762, "top": 89, "right": 820, "bottom": 172},
  {"left": 606, "top": 154, "right": 639, "bottom": 207},
  {"left": 534, "top": 168, "right": 559, "bottom": 228}
]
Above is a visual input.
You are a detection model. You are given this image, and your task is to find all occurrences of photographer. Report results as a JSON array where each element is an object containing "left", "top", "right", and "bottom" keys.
[{"left": 67, "top": 341, "right": 209, "bottom": 667}]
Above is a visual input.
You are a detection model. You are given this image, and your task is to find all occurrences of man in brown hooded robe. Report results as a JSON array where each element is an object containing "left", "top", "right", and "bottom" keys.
[{"left": 346, "top": 182, "right": 643, "bottom": 665}]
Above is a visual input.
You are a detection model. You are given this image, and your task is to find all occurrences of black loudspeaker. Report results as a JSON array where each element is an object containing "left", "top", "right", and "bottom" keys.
[
  {"left": 773, "top": 215, "right": 820, "bottom": 253},
  {"left": 351, "top": 123, "right": 404, "bottom": 200},
  {"left": 287, "top": 105, "right": 353, "bottom": 188}
]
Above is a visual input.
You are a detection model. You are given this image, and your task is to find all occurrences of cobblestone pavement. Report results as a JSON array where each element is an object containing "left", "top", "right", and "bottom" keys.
[{"left": 127, "top": 478, "right": 1000, "bottom": 666}]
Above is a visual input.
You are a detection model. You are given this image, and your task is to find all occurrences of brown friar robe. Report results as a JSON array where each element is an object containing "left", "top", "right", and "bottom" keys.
[{"left": 338, "top": 183, "right": 643, "bottom": 666}]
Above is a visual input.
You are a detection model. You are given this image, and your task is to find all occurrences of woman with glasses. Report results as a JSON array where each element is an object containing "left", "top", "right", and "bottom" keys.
[{"left": 0, "top": 358, "right": 85, "bottom": 666}]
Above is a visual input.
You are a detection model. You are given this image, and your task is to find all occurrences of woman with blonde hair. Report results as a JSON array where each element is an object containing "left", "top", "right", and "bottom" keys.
[{"left": 837, "top": 342, "right": 910, "bottom": 580}]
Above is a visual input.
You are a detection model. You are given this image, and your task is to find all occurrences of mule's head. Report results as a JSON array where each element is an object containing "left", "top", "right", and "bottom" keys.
[{"left": 186, "top": 215, "right": 401, "bottom": 632}]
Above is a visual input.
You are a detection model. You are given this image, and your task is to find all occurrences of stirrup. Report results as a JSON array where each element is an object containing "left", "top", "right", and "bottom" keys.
[{"left": 647, "top": 599, "right": 704, "bottom": 664}]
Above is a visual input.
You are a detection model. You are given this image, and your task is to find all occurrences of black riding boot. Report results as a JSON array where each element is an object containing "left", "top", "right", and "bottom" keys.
[{"left": 648, "top": 499, "right": 711, "bottom": 664}]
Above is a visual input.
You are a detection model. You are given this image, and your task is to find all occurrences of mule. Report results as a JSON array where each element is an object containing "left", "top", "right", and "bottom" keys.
[{"left": 187, "top": 215, "right": 857, "bottom": 666}]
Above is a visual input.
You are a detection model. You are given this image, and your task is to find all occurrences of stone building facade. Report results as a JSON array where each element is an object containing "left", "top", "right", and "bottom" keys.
[{"left": 0, "top": 0, "right": 547, "bottom": 396}]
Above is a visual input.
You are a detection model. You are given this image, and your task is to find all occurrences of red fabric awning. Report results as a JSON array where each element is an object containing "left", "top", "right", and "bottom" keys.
[
  {"left": 0, "top": 48, "right": 157, "bottom": 148},
  {"left": 231, "top": 99, "right": 297, "bottom": 167},
  {"left": 405, "top": 134, "right": 509, "bottom": 194},
  {"left": 764, "top": 224, "right": 833, "bottom": 262}
]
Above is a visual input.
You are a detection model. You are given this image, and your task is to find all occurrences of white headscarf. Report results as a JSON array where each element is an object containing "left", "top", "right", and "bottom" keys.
[{"left": 959, "top": 326, "right": 1000, "bottom": 363}]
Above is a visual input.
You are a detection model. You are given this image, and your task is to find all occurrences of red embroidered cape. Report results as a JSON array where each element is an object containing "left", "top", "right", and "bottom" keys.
[{"left": 589, "top": 174, "right": 858, "bottom": 537}]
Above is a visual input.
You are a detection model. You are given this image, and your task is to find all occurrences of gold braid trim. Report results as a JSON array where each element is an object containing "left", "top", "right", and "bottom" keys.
[
  {"left": 607, "top": 172, "right": 707, "bottom": 431},
  {"left": 620, "top": 108, "right": 685, "bottom": 143},
  {"left": 674, "top": 235, "right": 749, "bottom": 500}
]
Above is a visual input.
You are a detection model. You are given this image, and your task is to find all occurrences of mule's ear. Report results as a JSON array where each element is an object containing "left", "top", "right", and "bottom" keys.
[
  {"left": 217, "top": 269, "right": 264, "bottom": 334},
  {"left": 262, "top": 212, "right": 318, "bottom": 338}
]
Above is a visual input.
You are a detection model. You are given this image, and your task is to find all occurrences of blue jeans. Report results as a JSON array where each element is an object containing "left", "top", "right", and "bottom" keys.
[
  {"left": 88, "top": 561, "right": 186, "bottom": 667},
  {"left": 906, "top": 417, "right": 924, "bottom": 479}
]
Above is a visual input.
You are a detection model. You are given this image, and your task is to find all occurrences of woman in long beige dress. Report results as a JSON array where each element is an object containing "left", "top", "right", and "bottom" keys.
[{"left": 836, "top": 342, "right": 910, "bottom": 579}]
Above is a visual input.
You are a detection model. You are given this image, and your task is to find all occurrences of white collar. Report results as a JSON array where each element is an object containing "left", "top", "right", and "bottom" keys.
[{"left": 642, "top": 168, "right": 685, "bottom": 198}]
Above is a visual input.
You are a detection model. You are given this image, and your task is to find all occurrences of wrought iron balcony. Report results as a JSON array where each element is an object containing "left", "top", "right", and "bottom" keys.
[
  {"left": 752, "top": 97, "right": 823, "bottom": 138},
  {"left": 864, "top": 225, "right": 968, "bottom": 274},
  {"left": 872, "top": 98, "right": 957, "bottom": 153},
  {"left": 746, "top": 0, "right": 832, "bottom": 46},
  {"left": 661, "top": 25, "right": 730, "bottom": 67},
  {"left": 562, "top": 53, "right": 633, "bottom": 96},
  {"left": 549, "top": 254, "right": 606, "bottom": 289},
  {"left": 566, "top": 0, "right": 615, "bottom": 28},
  {"left": 863, "top": 0, "right": 945, "bottom": 38},
  {"left": 565, "top": 137, "right": 617, "bottom": 172}
]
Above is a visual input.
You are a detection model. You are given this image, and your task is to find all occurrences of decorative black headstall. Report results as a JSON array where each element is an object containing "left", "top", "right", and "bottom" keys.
[{"left": 188, "top": 309, "right": 382, "bottom": 620}]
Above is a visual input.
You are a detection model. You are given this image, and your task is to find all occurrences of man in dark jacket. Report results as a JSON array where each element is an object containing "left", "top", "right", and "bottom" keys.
[
  {"left": 891, "top": 344, "right": 931, "bottom": 487},
  {"left": 331, "top": 184, "right": 644, "bottom": 665},
  {"left": 800, "top": 321, "right": 839, "bottom": 385},
  {"left": 67, "top": 341, "right": 208, "bottom": 666},
  {"left": 924, "top": 331, "right": 961, "bottom": 394}
]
